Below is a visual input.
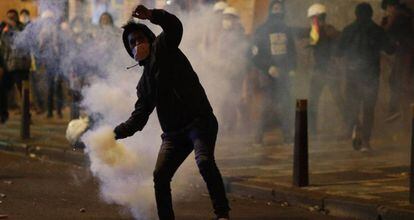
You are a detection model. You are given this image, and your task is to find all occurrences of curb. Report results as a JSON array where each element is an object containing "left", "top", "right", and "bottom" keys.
[
  {"left": 228, "top": 181, "right": 414, "bottom": 220},
  {"left": 0, "top": 140, "right": 86, "bottom": 166}
]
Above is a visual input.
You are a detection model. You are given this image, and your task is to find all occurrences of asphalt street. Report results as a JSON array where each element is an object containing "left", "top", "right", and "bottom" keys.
[{"left": 0, "top": 152, "right": 352, "bottom": 220}]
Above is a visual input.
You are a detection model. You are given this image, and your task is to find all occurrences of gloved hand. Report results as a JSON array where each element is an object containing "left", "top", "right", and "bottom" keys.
[{"left": 113, "top": 125, "right": 124, "bottom": 140}]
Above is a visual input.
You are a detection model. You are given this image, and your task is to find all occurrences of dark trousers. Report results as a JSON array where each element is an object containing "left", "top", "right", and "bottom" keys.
[
  {"left": 154, "top": 115, "right": 230, "bottom": 220},
  {"left": 0, "top": 70, "right": 29, "bottom": 120},
  {"left": 46, "top": 72, "right": 64, "bottom": 117},
  {"left": 344, "top": 69, "right": 379, "bottom": 142},
  {"left": 309, "top": 69, "right": 345, "bottom": 132},
  {"left": 254, "top": 73, "right": 293, "bottom": 143},
  {"left": 275, "top": 74, "right": 293, "bottom": 139},
  {"left": 0, "top": 72, "right": 11, "bottom": 119},
  {"left": 70, "top": 90, "right": 81, "bottom": 119}
]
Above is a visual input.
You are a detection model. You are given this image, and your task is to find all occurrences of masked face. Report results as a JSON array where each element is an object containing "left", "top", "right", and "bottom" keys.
[
  {"left": 128, "top": 31, "right": 150, "bottom": 62},
  {"left": 132, "top": 43, "right": 150, "bottom": 62}
]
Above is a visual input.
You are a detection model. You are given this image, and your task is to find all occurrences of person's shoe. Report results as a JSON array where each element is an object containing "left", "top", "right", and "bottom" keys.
[
  {"left": 352, "top": 126, "right": 362, "bottom": 151},
  {"left": 360, "top": 141, "right": 373, "bottom": 153},
  {"left": 360, "top": 146, "right": 372, "bottom": 153},
  {"left": 0, "top": 114, "right": 9, "bottom": 124},
  {"left": 385, "top": 111, "right": 402, "bottom": 123}
]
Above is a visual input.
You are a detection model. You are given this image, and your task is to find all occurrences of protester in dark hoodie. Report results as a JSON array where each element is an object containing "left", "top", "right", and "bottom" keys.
[
  {"left": 381, "top": 0, "right": 414, "bottom": 122},
  {"left": 251, "top": 0, "right": 296, "bottom": 146},
  {"left": 114, "top": 5, "right": 230, "bottom": 220},
  {"left": 338, "top": 3, "right": 393, "bottom": 152}
]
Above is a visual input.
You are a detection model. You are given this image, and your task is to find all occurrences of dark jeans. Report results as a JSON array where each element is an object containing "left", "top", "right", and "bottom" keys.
[
  {"left": 0, "top": 70, "right": 29, "bottom": 120},
  {"left": 154, "top": 114, "right": 230, "bottom": 220},
  {"left": 70, "top": 89, "right": 81, "bottom": 119},
  {"left": 344, "top": 69, "right": 379, "bottom": 142},
  {"left": 46, "top": 72, "right": 64, "bottom": 117}
]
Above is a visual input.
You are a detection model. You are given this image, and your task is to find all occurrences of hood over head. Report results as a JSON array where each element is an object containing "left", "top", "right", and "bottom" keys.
[{"left": 122, "top": 21, "right": 156, "bottom": 59}]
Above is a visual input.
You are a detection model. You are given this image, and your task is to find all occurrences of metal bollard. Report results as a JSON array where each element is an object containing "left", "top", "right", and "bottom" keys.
[
  {"left": 20, "top": 79, "right": 30, "bottom": 139},
  {"left": 293, "top": 99, "right": 309, "bottom": 187},
  {"left": 410, "top": 104, "right": 414, "bottom": 204}
]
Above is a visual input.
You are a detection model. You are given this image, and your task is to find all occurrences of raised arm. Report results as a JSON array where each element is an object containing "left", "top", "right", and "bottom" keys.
[{"left": 133, "top": 5, "right": 183, "bottom": 48}]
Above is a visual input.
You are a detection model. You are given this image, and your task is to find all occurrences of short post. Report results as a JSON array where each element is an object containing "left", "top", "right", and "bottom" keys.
[
  {"left": 293, "top": 99, "right": 309, "bottom": 187},
  {"left": 410, "top": 104, "right": 414, "bottom": 204},
  {"left": 20, "top": 79, "right": 30, "bottom": 139}
]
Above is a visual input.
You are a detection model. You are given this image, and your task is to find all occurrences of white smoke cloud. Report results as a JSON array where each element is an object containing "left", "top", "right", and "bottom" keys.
[{"left": 15, "top": 1, "right": 248, "bottom": 219}]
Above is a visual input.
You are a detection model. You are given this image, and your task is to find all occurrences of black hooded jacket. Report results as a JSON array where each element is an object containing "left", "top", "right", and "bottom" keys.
[{"left": 114, "top": 9, "right": 213, "bottom": 139}]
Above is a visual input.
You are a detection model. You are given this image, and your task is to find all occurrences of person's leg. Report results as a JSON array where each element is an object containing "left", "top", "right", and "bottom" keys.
[
  {"left": 30, "top": 71, "right": 45, "bottom": 113},
  {"left": 191, "top": 115, "right": 230, "bottom": 218},
  {"left": 278, "top": 74, "right": 293, "bottom": 142},
  {"left": 361, "top": 76, "right": 379, "bottom": 148},
  {"left": 13, "top": 71, "right": 23, "bottom": 98},
  {"left": 46, "top": 72, "right": 55, "bottom": 118},
  {"left": 56, "top": 74, "right": 64, "bottom": 118},
  {"left": 344, "top": 72, "right": 361, "bottom": 137},
  {"left": 387, "top": 56, "right": 402, "bottom": 119},
  {"left": 0, "top": 72, "right": 11, "bottom": 122},
  {"left": 328, "top": 74, "right": 346, "bottom": 125},
  {"left": 308, "top": 72, "right": 324, "bottom": 133},
  {"left": 153, "top": 135, "right": 193, "bottom": 220},
  {"left": 70, "top": 89, "right": 81, "bottom": 119}
]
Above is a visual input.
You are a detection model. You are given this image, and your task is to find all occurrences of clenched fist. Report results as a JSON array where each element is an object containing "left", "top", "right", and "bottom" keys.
[{"left": 132, "top": 5, "right": 152, "bottom": 20}]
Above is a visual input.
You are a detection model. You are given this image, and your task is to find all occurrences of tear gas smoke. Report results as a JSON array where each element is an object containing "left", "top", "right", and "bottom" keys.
[
  {"left": 15, "top": 1, "right": 259, "bottom": 219},
  {"left": 83, "top": 126, "right": 137, "bottom": 167}
]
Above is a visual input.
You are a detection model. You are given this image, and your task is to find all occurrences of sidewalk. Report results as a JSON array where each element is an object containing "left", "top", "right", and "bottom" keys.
[
  {"left": 215, "top": 134, "right": 414, "bottom": 220},
  {"left": 1, "top": 112, "right": 414, "bottom": 220}
]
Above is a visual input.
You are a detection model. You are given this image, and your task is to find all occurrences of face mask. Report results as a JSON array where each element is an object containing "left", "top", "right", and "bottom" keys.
[
  {"left": 133, "top": 43, "right": 150, "bottom": 62},
  {"left": 222, "top": 19, "right": 232, "bottom": 30}
]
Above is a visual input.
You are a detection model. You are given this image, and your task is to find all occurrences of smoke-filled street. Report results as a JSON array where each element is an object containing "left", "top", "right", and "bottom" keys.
[
  {"left": 0, "top": 0, "right": 414, "bottom": 219},
  {"left": 0, "top": 151, "right": 354, "bottom": 220}
]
